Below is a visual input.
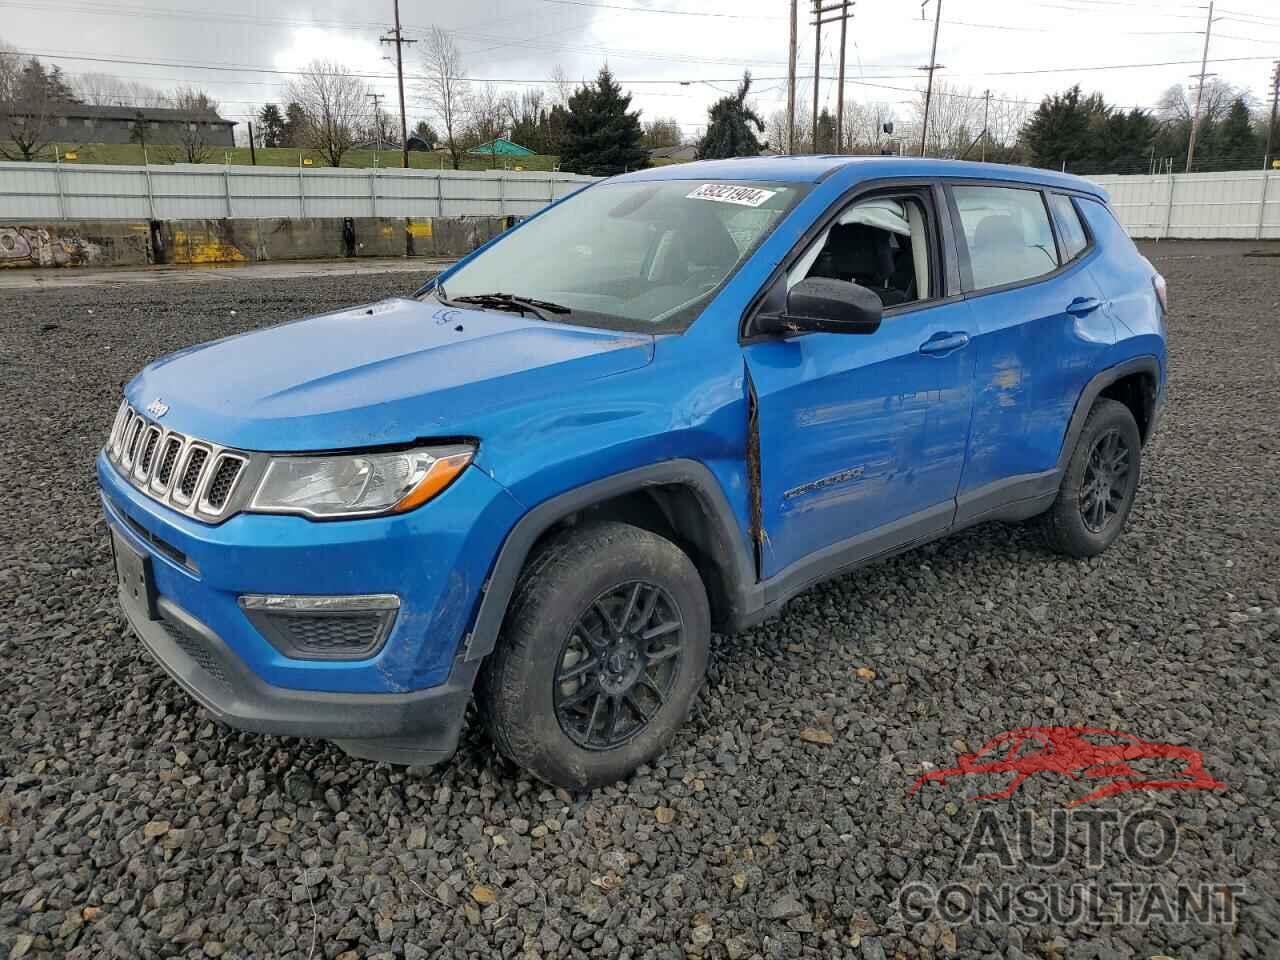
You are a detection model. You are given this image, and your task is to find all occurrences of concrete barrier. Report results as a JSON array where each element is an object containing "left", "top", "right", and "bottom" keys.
[
  {"left": 0, "top": 216, "right": 512, "bottom": 269},
  {"left": 0, "top": 221, "right": 152, "bottom": 269}
]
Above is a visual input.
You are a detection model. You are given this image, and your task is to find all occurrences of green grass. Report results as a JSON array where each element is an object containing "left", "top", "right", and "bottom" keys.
[{"left": 13, "top": 142, "right": 564, "bottom": 171}]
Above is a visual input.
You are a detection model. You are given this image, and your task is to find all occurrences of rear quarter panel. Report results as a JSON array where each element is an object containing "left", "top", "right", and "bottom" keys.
[{"left": 1075, "top": 196, "right": 1167, "bottom": 380}]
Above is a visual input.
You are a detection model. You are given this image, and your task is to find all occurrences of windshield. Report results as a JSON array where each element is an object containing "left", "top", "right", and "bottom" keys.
[{"left": 429, "top": 179, "right": 805, "bottom": 333}]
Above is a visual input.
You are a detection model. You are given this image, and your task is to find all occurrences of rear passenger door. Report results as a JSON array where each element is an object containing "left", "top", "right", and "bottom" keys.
[{"left": 946, "top": 183, "right": 1116, "bottom": 523}]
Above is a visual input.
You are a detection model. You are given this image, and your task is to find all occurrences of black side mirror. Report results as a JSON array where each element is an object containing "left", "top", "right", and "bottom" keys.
[{"left": 769, "top": 277, "right": 883, "bottom": 335}]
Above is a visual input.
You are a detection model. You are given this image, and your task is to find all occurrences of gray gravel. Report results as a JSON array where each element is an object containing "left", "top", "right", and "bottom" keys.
[{"left": 2, "top": 245, "right": 1278, "bottom": 959}]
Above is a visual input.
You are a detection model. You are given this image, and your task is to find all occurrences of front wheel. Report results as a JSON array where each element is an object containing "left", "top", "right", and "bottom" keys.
[
  {"left": 477, "top": 521, "right": 710, "bottom": 790},
  {"left": 1041, "top": 398, "right": 1142, "bottom": 558}
]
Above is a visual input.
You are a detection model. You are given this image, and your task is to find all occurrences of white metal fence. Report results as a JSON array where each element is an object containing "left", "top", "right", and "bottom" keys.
[
  {"left": 1090, "top": 169, "right": 1279, "bottom": 240},
  {"left": 0, "top": 162, "right": 598, "bottom": 221},
  {"left": 3, "top": 161, "right": 1276, "bottom": 240}
]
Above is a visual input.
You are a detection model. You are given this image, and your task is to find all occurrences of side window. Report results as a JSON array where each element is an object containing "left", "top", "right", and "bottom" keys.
[
  {"left": 1048, "top": 193, "right": 1089, "bottom": 262},
  {"left": 787, "top": 193, "right": 934, "bottom": 309},
  {"left": 952, "top": 185, "right": 1059, "bottom": 291}
]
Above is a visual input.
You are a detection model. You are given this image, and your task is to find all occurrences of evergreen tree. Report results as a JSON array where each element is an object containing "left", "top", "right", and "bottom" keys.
[
  {"left": 16, "top": 58, "right": 77, "bottom": 103},
  {"left": 1022, "top": 85, "right": 1104, "bottom": 171},
  {"left": 696, "top": 72, "right": 764, "bottom": 160},
  {"left": 559, "top": 67, "right": 648, "bottom": 175},
  {"left": 1090, "top": 108, "right": 1156, "bottom": 170},
  {"left": 283, "top": 101, "right": 307, "bottom": 148},
  {"left": 541, "top": 103, "right": 569, "bottom": 156},
  {"left": 257, "top": 103, "right": 286, "bottom": 148},
  {"left": 0, "top": 56, "right": 79, "bottom": 161},
  {"left": 815, "top": 108, "right": 837, "bottom": 155},
  {"left": 128, "top": 109, "right": 149, "bottom": 149},
  {"left": 1217, "top": 97, "right": 1257, "bottom": 164},
  {"left": 411, "top": 120, "right": 439, "bottom": 150}
]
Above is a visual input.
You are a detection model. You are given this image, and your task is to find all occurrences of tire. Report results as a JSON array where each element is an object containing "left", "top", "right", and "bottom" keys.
[
  {"left": 476, "top": 521, "right": 710, "bottom": 790},
  {"left": 1041, "top": 398, "right": 1142, "bottom": 558}
]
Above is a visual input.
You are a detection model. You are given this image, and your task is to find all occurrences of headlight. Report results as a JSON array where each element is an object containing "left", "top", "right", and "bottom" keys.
[{"left": 248, "top": 444, "right": 474, "bottom": 519}]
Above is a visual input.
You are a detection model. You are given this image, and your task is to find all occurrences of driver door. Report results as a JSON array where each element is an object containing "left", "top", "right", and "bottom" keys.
[{"left": 743, "top": 185, "right": 976, "bottom": 581}]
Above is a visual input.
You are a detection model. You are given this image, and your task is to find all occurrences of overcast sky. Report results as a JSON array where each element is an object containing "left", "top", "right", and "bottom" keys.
[{"left": 2, "top": 0, "right": 1278, "bottom": 142}]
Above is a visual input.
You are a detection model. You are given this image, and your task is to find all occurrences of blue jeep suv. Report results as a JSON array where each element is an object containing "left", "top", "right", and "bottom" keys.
[{"left": 99, "top": 157, "right": 1167, "bottom": 789}]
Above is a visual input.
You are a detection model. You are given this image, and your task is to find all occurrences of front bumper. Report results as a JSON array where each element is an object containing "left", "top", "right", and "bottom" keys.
[
  {"left": 99, "top": 448, "right": 524, "bottom": 761},
  {"left": 117, "top": 579, "right": 478, "bottom": 764}
]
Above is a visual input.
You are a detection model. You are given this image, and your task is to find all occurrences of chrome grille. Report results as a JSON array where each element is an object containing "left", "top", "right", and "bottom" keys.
[
  {"left": 103, "top": 402, "right": 257, "bottom": 523},
  {"left": 152, "top": 435, "right": 183, "bottom": 492},
  {"left": 175, "top": 447, "right": 209, "bottom": 503},
  {"left": 200, "top": 455, "right": 245, "bottom": 512}
]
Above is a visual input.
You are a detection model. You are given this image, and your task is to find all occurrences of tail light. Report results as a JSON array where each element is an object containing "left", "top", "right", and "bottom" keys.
[{"left": 1152, "top": 274, "right": 1168, "bottom": 314}]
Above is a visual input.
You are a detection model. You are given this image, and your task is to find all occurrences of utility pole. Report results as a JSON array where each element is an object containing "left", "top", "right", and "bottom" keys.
[
  {"left": 918, "top": 0, "right": 943, "bottom": 157},
  {"left": 1264, "top": 61, "right": 1280, "bottom": 171},
  {"left": 247, "top": 121, "right": 257, "bottom": 165},
  {"left": 836, "top": 0, "right": 849, "bottom": 153},
  {"left": 809, "top": 1, "right": 853, "bottom": 153},
  {"left": 1185, "top": 0, "right": 1216, "bottom": 173},
  {"left": 380, "top": 0, "right": 417, "bottom": 169},
  {"left": 787, "top": 0, "right": 798, "bottom": 153},
  {"left": 368, "top": 93, "right": 386, "bottom": 158},
  {"left": 812, "top": 0, "right": 821, "bottom": 153},
  {"left": 980, "top": 89, "right": 990, "bottom": 162}
]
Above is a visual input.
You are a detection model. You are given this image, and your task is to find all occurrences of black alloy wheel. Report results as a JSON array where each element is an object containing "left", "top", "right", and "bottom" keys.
[
  {"left": 1040, "top": 397, "right": 1143, "bottom": 558},
  {"left": 553, "top": 581, "right": 684, "bottom": 750},
  {"left": 1079, "top": 427, "right": 1133, "bottom": 533}
]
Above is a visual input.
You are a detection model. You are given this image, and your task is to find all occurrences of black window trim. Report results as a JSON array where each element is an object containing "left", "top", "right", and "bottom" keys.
[
  {"left": 1045, "top": 190, "right": 1096, "bottom": 266},
  {"left": 943, "top": 177, "right": 1104, "bottom": 300},
  {"left": 740, "top": 176, "right": 961, "bottom": 344}
]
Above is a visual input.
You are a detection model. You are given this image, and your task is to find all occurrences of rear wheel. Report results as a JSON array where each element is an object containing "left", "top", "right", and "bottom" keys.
[
  {"left": 1041, "top": 398, "right": 1142, "bottom": 558},
  {"left": 477, "top": 521, "right": 710, "bottom": 790}
]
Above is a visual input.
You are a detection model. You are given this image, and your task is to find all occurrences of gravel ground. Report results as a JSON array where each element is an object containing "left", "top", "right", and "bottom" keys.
[{"left": 2, "top": 246, "right": 1278, "bottom": 960}]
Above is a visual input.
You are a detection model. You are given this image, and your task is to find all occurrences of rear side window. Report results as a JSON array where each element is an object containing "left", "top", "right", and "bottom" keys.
[
  {"left": 1048, "top": 193, "right": 1089, "bottom": 262},
  {"left": 952, "top": 185, "right": 1059, "bottom": 291}
]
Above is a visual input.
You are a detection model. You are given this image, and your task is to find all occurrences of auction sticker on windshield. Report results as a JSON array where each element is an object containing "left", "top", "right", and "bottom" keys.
[{"left": 687, "top": 184, "right": 778, "bottom": 207}]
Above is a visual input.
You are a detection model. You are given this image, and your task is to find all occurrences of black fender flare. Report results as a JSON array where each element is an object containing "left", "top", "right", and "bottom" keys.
[
  {"left": 462, "top": 459, "right": 759, "bottom": 661},
  {"left": 1055, "top": 355, "right": 1161, "bottom": 472}
]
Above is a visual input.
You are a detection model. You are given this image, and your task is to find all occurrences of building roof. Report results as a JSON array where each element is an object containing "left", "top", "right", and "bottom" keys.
[
  {"left": 648, "top": 144, "right": 696, "bottom": 160},
  {"left": 466, "top": 138, "right": 535, "bottom": 156},
  {"left": 0, "top": 102, "right": 235, "bottom": 126},
  {"left": 615, "top": 155, "right": 1106, "bottom": 196}
]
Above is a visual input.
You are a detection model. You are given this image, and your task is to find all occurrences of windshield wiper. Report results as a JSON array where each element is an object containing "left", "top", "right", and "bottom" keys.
[{"left": 449, "top": 292, "right": 572, "bottom": 321}]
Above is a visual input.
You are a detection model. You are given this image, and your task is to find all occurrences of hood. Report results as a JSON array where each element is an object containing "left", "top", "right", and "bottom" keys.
[{"left": 127, "top": 297, "right": 654, "bottom": 452}]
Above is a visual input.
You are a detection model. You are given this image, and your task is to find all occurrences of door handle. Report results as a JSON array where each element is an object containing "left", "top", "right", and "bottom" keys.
[
  {"left": 919, "top": 331, "right": 970, "bottom": 355},
  {"left": 1066, "top": 296, "right": 1102, "bottom": 316}
]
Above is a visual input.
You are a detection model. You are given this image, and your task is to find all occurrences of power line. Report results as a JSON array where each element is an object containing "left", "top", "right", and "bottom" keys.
[
  {"left": 21, "top": 46, "right": 1279, "bottom": 84},
  {"left": 537, "top": 0, "right": 784, "bottom": 21}
]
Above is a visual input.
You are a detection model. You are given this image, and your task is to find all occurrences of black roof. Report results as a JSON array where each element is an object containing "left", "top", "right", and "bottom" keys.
[{"left": 1, "top": 102, "right": 234, "bottom": 125}]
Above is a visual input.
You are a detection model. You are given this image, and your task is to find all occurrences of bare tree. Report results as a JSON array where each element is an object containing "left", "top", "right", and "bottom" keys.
[
  {"left": 1156, "top": 78, "right": 1240, "bottom": 127},
  {"left": 156, "top": 87, "right": 223, "bottom": 163},
  {"left": 0, "top": 53, "right": 78, "bottom": 161},
  {"left": 419, "top": 28, "right": 469, "bottom": 169},
  {"left": 1, "top": 39, "right": 22, "bottom": 100},
  {"left": 987, "top": 96, "right": 1029, "bottom": 151},
  {"left": 642, "top": 116, "right": 682, "bottom": 149},
  {"left": 286, "top": 60, "right": 370, "bottom": 167},
  {"left": 549, "top": 64, "right": 574, "bottom": 108},
  {"left": 73, "top": 72, "right": 169, "bottom": 108},
  {"left": 360, "top": 104, "right": 400, "bottom": 150},
  {"left": 503, "top": 86, "right": 546, "bottom": 151},
  {"left": 908, "top": 81, "right": 984, "bottom": 158},
  {"left": 767, "top": 105, "right": 815, "bottom": 153}
]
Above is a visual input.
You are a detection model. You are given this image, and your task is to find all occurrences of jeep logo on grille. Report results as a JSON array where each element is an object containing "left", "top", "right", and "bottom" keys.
[{"left": 146, "top": 398, "right": 169, "bottom": 418}]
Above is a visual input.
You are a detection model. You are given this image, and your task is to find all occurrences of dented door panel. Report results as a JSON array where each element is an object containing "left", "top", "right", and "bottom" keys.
[
  {"left": 958, "top": 261, "right": 1116, "bottom": 495},
  {"left": 744, "top": 300, "right": 975, "bottom": 579}
]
